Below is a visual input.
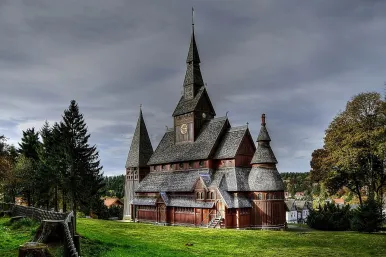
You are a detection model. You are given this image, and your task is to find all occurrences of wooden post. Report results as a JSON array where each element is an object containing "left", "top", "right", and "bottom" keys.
[
  {"left": 18, "top": 242, "right": 52, "bottom": 257},
  {"left": 74, "top": 234, "right": 81, "bottom": 255}
]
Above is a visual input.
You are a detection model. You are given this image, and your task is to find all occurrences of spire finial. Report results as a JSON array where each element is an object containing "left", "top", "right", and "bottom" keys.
[
  {"left": 139, "top": 104, "right": 142, "bottom": 110},
  {"left": 261, "top": 113, "right": 266, "bottom": 125},
  {"left": 246, "top": 122, "right": 249, "bottom": 128},
  {"left": 226, "top": 111, "right": 229, "bottom": 117},
  {"left": 192, "top": 7, "right": 194, "bottom": 29}
]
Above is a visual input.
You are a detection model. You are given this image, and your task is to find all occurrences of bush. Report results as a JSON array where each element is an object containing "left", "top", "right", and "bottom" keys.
[
  {"left": 351, "top": 199, "right": 385, "bottom": 233},
  {"left": 76, "top": 212, "right": 86, "bottom": 218},
  {"left": 307, "top": 202, "right": 352, "bottom": 231},
  {"left": 98, "top": 205, "right": 123, "bottom": 220}
]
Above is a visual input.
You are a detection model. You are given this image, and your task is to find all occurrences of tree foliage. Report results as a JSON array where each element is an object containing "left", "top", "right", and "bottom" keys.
[
  {"left": 58, "top": 100, "right": 104, "bottom": 225},
  {"left": 103, "top": 175, "right": 125, "bottom": 199},
  {"left": 312, "top": 92, "right": 386, "bottom": 205}
]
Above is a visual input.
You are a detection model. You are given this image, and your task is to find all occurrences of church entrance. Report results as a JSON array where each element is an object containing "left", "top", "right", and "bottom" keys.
[{"left": 158, "top": 204, "right": 166, "bottom": 223}]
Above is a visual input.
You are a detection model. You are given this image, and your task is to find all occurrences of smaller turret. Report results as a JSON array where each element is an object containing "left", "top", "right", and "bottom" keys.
[{"left": 250, "top": 114, "right": 277, "bottom": 166}]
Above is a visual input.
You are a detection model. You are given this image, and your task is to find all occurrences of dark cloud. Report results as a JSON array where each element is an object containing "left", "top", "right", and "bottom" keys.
[{"left": 1, "top": 0, "right": 386, "bottom": 175}]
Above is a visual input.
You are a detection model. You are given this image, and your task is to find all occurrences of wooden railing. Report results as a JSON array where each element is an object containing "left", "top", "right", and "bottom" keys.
[
  {"left": 199, "top": 199, "right": 222, "bottom": 227},
  {"left": 1, "top": 203, "right": 80, "bottom": 257}
]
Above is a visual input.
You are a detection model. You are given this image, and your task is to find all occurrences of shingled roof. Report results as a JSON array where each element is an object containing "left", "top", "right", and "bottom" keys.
[
  {"left": 172, "top": 87, "right": 216, "bottom": 117},
  {"left": 187, "top": 26, "right": 200, "bottom": 64},
  {"left": 211, "top": 167, "right": 251, "bottom": 192},
  {"left": 251, "top": 114, "right": 277, "bottom": 164},
  {"left": 135, "top": 169, "right": 208, "bottom": 193},
  {"left": 248, "top": 166, "right": 284, "bottom": 191},
  {"left": 213, "top": 126, "right": 254, "bottom": 159},
  {"left": 147, "top": 117, "right": 229, "bottom": 165},
  {"left": 125, "top": 108, "right": 154, "bottom": 168}
]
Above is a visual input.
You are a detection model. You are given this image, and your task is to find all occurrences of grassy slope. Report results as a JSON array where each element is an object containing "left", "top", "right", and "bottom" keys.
[
  {"left": 0, "top": 218, "right": 39, "bottom": 257},
  {"left": 77, "top": 219, "right": 386, "bottom": 257}
]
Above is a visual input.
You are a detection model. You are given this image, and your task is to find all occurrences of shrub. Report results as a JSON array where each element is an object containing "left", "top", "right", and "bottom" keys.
[
  {"left": 307, "top": 202, "right": 352, "bottom": 231},
  {"left": 351, "top": 199, "right": 385, "bottom": 233},
  {"left": 76, "top": 212, "right": 86, "bottom": 218}
]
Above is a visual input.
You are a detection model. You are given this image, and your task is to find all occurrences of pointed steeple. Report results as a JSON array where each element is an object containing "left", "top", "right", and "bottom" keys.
[
  {"left": 125, "top": 106, "right": 154, "bottom": 168},
  {"left": 186, "top": 7, "right": 200, "bottom": 64},
  {"left": 182, "top": 8, "right": 204, "bottom": 100},
  {"left": 251, "top": 114, "right": 277, "bottom": 164}
]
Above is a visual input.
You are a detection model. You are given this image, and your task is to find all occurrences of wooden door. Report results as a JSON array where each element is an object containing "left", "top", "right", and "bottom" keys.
[
  {"left": 195, "top": 208, "right": 202, "bottom": 226},
  {"left": 158, "top": 204, "right": 166, "bottom": 223}
]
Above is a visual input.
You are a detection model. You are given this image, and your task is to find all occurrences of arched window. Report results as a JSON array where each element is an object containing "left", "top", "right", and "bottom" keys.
[
  {"left": 179, "top": 163, "right": 184, "bottom": 169},
  {"left": 257, "top": 193, "right": 262, "bottom": 200},
  {"left": 199, "top": 160, "right": 204, "bottom": 167},
  {"left": 211, "top": 192, "right": 214, "bottom": 199},
  {"left": 207, "top": 192, "right": 211, "bottom": 199},
  {"left": 197, "top": 192, "right": 200, "bottom": 199}
]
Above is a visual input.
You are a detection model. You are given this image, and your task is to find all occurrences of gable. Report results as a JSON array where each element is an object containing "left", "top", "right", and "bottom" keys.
[
  {"left": 148, "top": 117, "right": 228, "bottom": 165},
  {"left": 236, "top": 129, "right": 256, "bottom": 156}
]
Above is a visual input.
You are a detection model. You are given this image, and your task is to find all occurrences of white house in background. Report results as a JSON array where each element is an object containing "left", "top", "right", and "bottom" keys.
[
  {"left": 285, "top": 200, "right": 312, "bottom": 224},
  {"left": 295, "top": 201, "right": 312, "bottom": 223},
  {"left": 285, "top": 199, "right": 298, "bottom": 223}
]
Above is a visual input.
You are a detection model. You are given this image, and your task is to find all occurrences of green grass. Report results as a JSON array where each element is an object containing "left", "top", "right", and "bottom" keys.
[
  {"left": 0, "top": 217, "right": 39, "bottom": 257},
  {"left": 77, "top": 219, "right": 386, "bottom": 257},
  {"left": 1, "top": 217, "right": 385, "bottom": 257}
]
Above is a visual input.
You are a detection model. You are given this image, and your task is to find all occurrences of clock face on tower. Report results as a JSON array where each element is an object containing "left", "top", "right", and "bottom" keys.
[{"left": 180, "top": 124, "right": 188, "bottom": 135}]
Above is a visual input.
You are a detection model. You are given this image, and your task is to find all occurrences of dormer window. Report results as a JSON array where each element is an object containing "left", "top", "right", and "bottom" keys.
[
  {"left": 161, "top": 164, "right": 166, "bottom": 170},
  {"left": 179, "top": 163, "right": 184, "bottom": 169},
  {"left": 189, "top": 161, "right": 194, "bottom": 168},
  {"left": 199, "top": 160, "right": 204, "bottom": 167}
]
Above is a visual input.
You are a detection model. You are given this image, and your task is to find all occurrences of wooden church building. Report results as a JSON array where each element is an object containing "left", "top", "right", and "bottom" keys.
[{"left": 123, "top": 20, "right": 285, "bottom": 229}]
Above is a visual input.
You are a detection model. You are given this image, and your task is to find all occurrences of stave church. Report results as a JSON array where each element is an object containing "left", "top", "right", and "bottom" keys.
[{"left": 123, "top": 18, "right": 285, "bottom": 229}]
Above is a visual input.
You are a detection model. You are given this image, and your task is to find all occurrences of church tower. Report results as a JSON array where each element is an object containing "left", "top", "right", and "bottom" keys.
[
  {"left": 248, "top": 114, "right": 286, "bottom": 229},
  {"left": 123, "top": 107, "right": 153, "bottom": 219},
  {"left": 172, "top": 12, "right": 216, "bottom": 143}
]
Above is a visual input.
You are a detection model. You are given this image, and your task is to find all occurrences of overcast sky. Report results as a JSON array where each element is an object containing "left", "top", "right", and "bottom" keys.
[{"left": 1, "top": 0, "right": 386, "bottom": 176}]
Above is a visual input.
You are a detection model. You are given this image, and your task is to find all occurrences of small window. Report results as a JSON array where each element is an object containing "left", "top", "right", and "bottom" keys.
[
  {"left": 170, "top": 164, "right": 174, "bottom": 170},
  {"left": 179, "top": 163, "right": 184, "bottom": 168},
  {"left": 161, "top": 164, "right": 166, "bottom": 170},
  {"left": 199, "top": 160, "right": 204, "bottom": 167},
  {"left": 257, "top": 193, "right": 262, "bottom": 200},
  {"left": 189, "top": 161, "right": 194, "bottom": 168}
]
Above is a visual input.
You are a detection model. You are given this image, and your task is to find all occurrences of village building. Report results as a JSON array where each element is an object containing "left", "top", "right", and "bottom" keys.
[{"left": 123, "top": 20, "right": 286, "bottom": 229}]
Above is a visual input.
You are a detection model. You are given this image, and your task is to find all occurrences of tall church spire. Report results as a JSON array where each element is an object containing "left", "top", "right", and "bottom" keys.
[
  {"left": 125, "top": 107, "right": 154, "bottom": 168},
  {"left": 183, "top": 8, "right": 204, "bottom": 99},
  {"left": 186, "top": 7, "right": 200, "bottom": 64}
]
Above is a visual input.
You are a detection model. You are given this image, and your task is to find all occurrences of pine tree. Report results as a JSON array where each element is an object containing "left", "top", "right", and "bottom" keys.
[
  {"left": 17, "top": 128, "right": 41, "bottom": 206},
  {"left": 59, "top": 100, "right": 104, "bottom": 229}
]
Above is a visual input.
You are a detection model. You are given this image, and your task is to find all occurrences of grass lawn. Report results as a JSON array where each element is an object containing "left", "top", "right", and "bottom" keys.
[
  {"left": 0, "top": 217, "right": 39, "bottom": 257},
  {"left": 77, "top": 219, "right": 386, "bottom": 257}
]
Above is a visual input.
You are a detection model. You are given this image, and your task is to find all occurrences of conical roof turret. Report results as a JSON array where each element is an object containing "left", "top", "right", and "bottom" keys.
[
  {"left": 125, "top": 106, "right": 154, "bottom": 168},
  {"left": 251, "top": 114, "right": 277, "bottom": 164},
  {"left": 248, "top": 114, "right": 283, "bottom": 191}
]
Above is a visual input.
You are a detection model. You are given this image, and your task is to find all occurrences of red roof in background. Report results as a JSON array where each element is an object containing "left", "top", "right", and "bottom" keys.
[
  {"left": 104, "top": 197, "right": 123, "bottom": 207},
  {"left": 333, "top": 198, "right": 345, "bottom": 205}
]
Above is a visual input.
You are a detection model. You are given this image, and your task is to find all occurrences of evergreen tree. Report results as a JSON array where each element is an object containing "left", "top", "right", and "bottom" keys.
[
  {"left": 59, "top": 100, "right": 104, "bottom": 229},
  {"left": 17, "top": 128, "right": 41, "bottom": 206}
]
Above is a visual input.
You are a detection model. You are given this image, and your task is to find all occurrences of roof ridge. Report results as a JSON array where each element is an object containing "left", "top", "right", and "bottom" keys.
[{"left": 228, "top": 125, "right": 248, "bottom": 132}]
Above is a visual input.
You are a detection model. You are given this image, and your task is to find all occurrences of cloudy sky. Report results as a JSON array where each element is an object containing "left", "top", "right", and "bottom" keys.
[{"left": 1, "top": 0, "right": 386, "bottom": 176}]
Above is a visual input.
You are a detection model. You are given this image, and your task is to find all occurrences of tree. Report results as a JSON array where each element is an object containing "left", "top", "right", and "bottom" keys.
[
  {"left": 18, "top": 128, "right": 40, "bottom": 161},
  {"left": 59, "top": 100, "right": 104, "bottom": 229},
  {"left": 316, "top": 92, "right": 386, "bottom": 205},
  {"left": 17, "top": 128, "right": 41, "bottom": 206},
  {"left": 0, "top": 136, "right": 19, "bottom": 203},
  {"left": 103, "top": 175, "right": 125, "bottom": 198},
  {"left": 310, "top": 148, "right": 330, "bottom": 183}
]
